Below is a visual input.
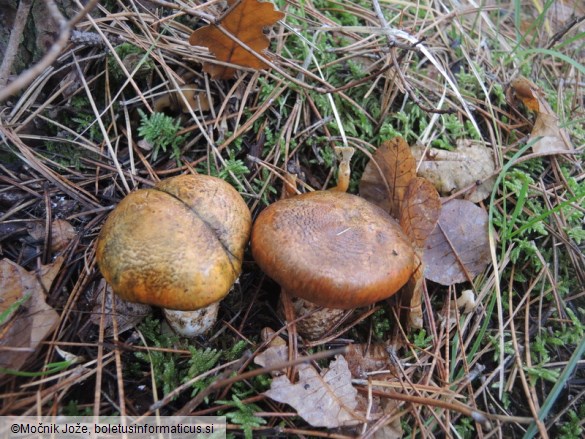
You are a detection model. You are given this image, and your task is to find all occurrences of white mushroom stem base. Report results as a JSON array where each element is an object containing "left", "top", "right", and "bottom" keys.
[
  {"left": 287, "top": 297, "right": 348, "bottom": 341},
  {"left": 163, "top": 302, "right": 220, "bottom": 338}
]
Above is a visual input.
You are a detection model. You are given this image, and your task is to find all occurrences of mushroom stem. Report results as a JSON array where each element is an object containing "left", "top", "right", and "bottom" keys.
[
  {"left": 163, "top": 302, "right": 220, "bottom": 338},
  {"left": 281, "top": 295, "right": 348, "bottom": 341},
  {"left": 331, "top": 146, "right": 355, "bottom": 192}
]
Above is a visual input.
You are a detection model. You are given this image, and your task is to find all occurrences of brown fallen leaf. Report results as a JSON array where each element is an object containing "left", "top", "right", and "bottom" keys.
[
  {"left": 529, "top": 112, "right": 573, "bottom": 154},
  {"left": 253, "top": 327, "right": 289, "bottom": 376},
  {"left": 440, "top": 290, "right": 478, "bottom": 330},
  {"left": 400, "top": 177, "right": 441, "bottom": 249},
  {"left": 398, "top": 177, "right": 440, "bottom": 329},
  {"left": 423, "top": 199, "right": 490, "bottom": 285},
  {"left": 89, "top": 280, "right": 151, "bottom": 337},
  {"left": 264, "top": 355, "right": 364, "bottom": 428},
  {"left": 361, "top": 139, "right": 438, "bottom": 330},
  {"left": 189, "top": 0, "right": 284, "bottom": 79},
  {"left": 360, "top": 137, "right": 416, "bottom": 218},
  {"left": 411, "top": 140, "right": 497, "bottom": 203},
  {"left": 27, "top": 219, "right": 76, "bottom": 253},
  {"left": 343, "top": 345, "right": 404, "bottom": 438},
  {"left": 50, "top": 219, "right": 76, "bottom": 252},
  {"left": 370, "top": 398, "right": 403, "bottom": 439},
  {"left": 509, "top": 76, "right": 573, "bottom": 154},
  {"left": 0, "top": 258, "right": 61, "bottom": 373},
  {"left": 257, "top": 337, "right": 402, "bottom": 433},
  {"left": 254, "top": 344, "right": 288, "bottom": 369},
  {"left": 344, "top": 343, "right": 395, "bottom": 379}
]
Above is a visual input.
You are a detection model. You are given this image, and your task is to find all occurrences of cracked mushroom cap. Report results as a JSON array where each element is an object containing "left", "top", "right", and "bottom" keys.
[
  {"left": 96, "top": 174, "right": 251, "bottom": 310},
  {"left": 251, "top": 191, "right": 415, "bottom": 309}
]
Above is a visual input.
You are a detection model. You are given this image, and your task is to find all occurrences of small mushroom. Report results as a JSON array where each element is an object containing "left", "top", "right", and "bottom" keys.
[
  {"left": 96, "top": 174, "right": 251, "bottom": 337},
  {"left": 251, "top": 148, "right": 416, "bottom": 339},
  {"left": 153, "top": 84, "right": 212, "bottom": 114}
]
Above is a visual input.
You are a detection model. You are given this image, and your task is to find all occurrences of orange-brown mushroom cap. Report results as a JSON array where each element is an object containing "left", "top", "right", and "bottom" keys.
[
  {"left": 251, "top": 191, "right": 415, "bottom": 309},
  {"left": 96, "top": 174, "right": 251, "bottom": 311}
]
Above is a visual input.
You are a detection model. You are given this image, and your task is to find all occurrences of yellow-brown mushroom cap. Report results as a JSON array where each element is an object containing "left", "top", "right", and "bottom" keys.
[
  {"left": 96, "top": 174, "right": 251, "bottom": 311},
  {"left": 251, "top": 191, "right": 415, "bottom": 309}
]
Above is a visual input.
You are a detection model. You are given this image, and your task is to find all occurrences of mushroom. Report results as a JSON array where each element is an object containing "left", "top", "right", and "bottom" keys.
[
  {"left": 96, "top": 174, "right": 251, "bottom": 337},
  {"left": 153, "top": 84, "right": 212, "bottom": 114},
  {"left": 251, "top": 148, "right": 416, "bottom": 339}
]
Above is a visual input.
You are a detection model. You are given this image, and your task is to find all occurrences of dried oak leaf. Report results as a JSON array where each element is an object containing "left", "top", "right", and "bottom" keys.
[
  {"left": 0, "top": 258, "right": 61, "bottom": 372},
  {"left": 264, "top": 355, "right": 363, "bottom": 428},
  {"left": 411, "top": 140, "right": 496, "bottom": 203},
  {"left": 189, "top": 0, "right": 284, "bottom": 79},
  {"left": 423, "top": 199, "right": 490, "bottom": 285},
  {"left": 359, "top": 137, "right": 416, "bottom": 218},
  {"left": 509, "top": 76, "right": 573, "bottom": 154}
]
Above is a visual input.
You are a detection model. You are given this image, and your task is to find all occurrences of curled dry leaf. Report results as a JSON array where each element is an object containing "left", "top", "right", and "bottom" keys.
[
  {"left": 264, "top": 355, "right": 363, "bottom": 428},
  {"left": 27, "top": 219, "right": 76, "bottom": 253},
  {"left": 530, "top": 112, "right": 573, "bottom": 154},
  {"left": 257, "top": 335, "right": 403, "bottom": 433},
  {"left": 442, "top": 290, "right": 478, "bottom": 330},
  {"left": 89, "top": 280, "right": 151, "bottom": 337},
  {"left": 400, "top": 177, "right": 441, "bottom": 249},
  {"left": 345, "top": 343, "right": 394, "bottom": 379},
  {"left": 411, "top": 140, "right": 496, "bottom": 203},
  {"left": 344, "top": 344, "right": 403, "bottom": 438},
  {"left": 423, "top": 199, "right": 491, "bottom": 285},
  {"left": 253, "top": 327, "right": 289, "bottom": 376},
  {"left": 370, "top": 399, "right": 403, "bottom": 439},
  {"left": 360, "top": 137, "right": 416, "bottom": 218},
  {"left": 509, "top": 76, "right": 573, "bottom": 154},
  {"left": 50, "top": 219, "right": 76, "bottom": 252},
  {"left": 254, "top": 344, "right": 288, "bottom": 372},
  {"left": 0, "top": 258, "right": 61, "bottom": 372},
  {"left": 454, "top": 289, "right": 476, "bottom": 314},
  {"left": 189, "top": 0, "right": 284, "bottom": 79}
]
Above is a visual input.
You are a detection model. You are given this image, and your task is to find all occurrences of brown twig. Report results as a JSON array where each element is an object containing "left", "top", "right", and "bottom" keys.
[
  {"left": 546, "top": 15, "right": 585, "bottom": 49},
  {"left": 0, "top": 0, "right": 33, "bottom": 88},
  {"left": 356, "top": 385, "right": 534, "bottom": 427},
  {"left": 0, "top": 0, "right": 100, "bottom": 103}
]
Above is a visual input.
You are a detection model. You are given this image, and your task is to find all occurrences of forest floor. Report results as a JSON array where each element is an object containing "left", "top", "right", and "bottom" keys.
[{"left": 0, "top": 0, "right": 584, "bottom": 438}]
